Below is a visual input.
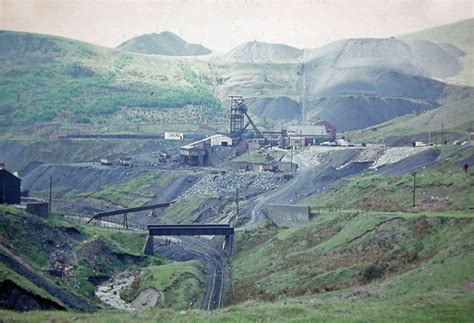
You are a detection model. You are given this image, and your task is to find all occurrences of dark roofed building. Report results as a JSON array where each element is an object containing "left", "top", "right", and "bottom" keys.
[{"left": 0, "top": 163, "right": 21, "bottom": 204}]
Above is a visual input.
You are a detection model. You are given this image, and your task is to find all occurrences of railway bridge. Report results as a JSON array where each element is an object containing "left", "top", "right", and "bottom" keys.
[{"left": 143, "top": 224, "right": 235, "bottom": 256}]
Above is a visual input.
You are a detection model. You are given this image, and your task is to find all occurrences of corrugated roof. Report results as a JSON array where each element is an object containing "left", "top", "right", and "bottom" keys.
[{"left": 181, "top": 134, "right": 232, "bottom": 150}]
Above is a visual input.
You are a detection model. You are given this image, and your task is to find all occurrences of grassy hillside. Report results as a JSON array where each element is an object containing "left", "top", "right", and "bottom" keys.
[
  {"left": 401, "top": 18, "right": 474, "bottom": 86},
  {"left": 0, "top": 31, "right": 222, "bottom": 126},
  {"left": 2, "top": 21, "right": 472, "bottom": 132},
  {"left": 0, "top": 205, "right": 209, "bottom": 314},
  {"left": 303, "top": 146, "right": 474, "bottom": 211},
  {"left": 2, "top": 208, "right": 473, "bottom": 321},
  {"left": 230, "top": 210, "right": 474, "bottom": 301},
  {"left": 0, "top": 206, "right": 162, "bottom": 302},
  {"left": 0, "top": 30, "right": 301, "bottom": 130},
  {"left": 117, "top": 31, "right": 211, "bottom": 56},
  {"left": 1, "top": 290, "right": 473, "bottom": 321}
]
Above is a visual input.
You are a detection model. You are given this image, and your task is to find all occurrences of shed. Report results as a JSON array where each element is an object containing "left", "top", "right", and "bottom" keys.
[
  {"left": 209, "top": 134, "right": 233, "bottom": 147},
  {"left": 179, "top": 134, "right": 233, "bottom": 166},
  {"left": 0, "top": 164, "right": 21, "bottom": 204}
]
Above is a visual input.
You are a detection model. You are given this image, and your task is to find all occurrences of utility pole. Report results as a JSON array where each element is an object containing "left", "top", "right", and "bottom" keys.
[
  {"left": 235, "top": 187, "right": 240, "bottom": 218},
  {"left": 412, "top": 171, "right": 416, "bottom": 208},
  {"left": 442, "top": 123, "right": 445, "bottom": 144},
  {"left": 49, "top": 175, "right": 52, "bottom": 213},
  {"left": 290, "top": 146, "right": 294, "bottom": 172}
]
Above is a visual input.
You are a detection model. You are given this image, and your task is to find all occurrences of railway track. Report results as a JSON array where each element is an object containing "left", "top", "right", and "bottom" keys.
[{"left": 179, "top": 238, "right": 225, "bottom": 310}]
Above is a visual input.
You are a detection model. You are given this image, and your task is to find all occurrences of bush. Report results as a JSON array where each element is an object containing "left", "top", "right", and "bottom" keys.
[{"left": 362, "top": 264, "right": 384, "bottom": 282}]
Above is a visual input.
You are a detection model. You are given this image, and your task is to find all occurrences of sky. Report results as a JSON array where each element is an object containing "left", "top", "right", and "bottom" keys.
[{"left": 0, "top": 0, "right": 473, "bottom": 52}]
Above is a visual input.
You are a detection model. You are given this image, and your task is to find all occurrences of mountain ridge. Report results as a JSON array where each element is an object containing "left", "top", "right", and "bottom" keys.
[
  {"left": 0, "top": 18, "right": 472, "bottom": 133},
  {"left": 116, "top": 31, "right": 211, "bottom": 56},
  {"left": 219, "top": 40, "right": 303, "bottom": 63}
]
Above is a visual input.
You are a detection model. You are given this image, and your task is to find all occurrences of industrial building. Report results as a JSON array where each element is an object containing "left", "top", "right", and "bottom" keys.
[
  {"left": 227, "top": 96, "right": 336, "bottom": 148},
  {"left": 316, "top": 120, "right": 337, "bottom": 141},
  {"left": 0, "top": 163, "right": 21, "bottom": 204},
  {"left": 119, "top": 156, "right": 132, "bottom": 166},
  {"left": 180, "top": 134, "right": 233, "bottom": 166},
  {"left": 287, "top": 122, "right": 335, "bottom": 147},
  {"left": 179, "top": 97, "right": 337, "bottom": 166}
]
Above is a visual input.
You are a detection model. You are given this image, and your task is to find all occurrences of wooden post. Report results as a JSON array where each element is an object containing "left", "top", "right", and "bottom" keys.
[
  {"left": 412, "top": 171, "right": 416, "bottom": 208},
  {"left": 48, "top": 175, "right": 52, "bottom": 213},
  {"left": 236, "top": 187, "right": 240, "bottom": 218}
]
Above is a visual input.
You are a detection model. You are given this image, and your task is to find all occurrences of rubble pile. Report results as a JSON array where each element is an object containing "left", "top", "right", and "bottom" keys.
[{"left": 182, "top": 171, "right": 291, "bottom": 197}]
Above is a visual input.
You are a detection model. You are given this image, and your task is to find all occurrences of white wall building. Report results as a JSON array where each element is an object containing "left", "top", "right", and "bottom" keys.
[{"left": 209, "top": 134, "right": 233, "bottom": 147}]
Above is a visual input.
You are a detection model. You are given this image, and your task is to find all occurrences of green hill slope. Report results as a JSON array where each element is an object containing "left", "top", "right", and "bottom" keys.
[
  {"left": 2, "top": 206, "right": 473, "bottom": 321},
  {"left": 1, "top": 19, "right": 472, "bottom": 132},
  {"left": 0, "top": 205, "right": 203, "bottom": 313},
  {"left": 0, "top": 30, "right": 221, "bottom": 126},
  {"left": 117, "top": 31, "right": 211, "bottom": 56}
]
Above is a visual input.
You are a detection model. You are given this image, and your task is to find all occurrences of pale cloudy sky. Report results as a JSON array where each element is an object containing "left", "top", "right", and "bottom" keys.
[{"left": 0, "top": 0, "right": 473, "bottom": 52}]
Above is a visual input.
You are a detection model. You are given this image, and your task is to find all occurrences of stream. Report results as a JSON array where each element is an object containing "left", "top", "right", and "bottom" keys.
[{"left": 95, "top": 271, "right": 139, "bottom": 313}]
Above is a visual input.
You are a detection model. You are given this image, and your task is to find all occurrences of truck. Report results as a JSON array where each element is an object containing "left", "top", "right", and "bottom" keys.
[{"left": 100, "top": 158, "right": 112, "bottom": 166}]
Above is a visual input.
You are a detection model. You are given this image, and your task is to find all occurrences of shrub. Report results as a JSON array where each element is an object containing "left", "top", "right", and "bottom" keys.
[{"left": 362, "top": 264, "right": 384, "bottom": 282}]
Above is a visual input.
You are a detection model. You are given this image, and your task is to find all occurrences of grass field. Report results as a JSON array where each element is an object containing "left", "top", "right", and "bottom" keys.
[
  {"left": 0, "top": 31, "right": 222, "bottom": 126},
  {"left": 227, "top": 208, "right": 474, "bottom": 317},
  {"left": 0, "top": 30, "right": 299, "bottom": 128},
  {"left": 0, "top": 205, "right": 213, "bottom": 314},
  {"left": 1, "top": 208, "right": 473, "bottom": 321},
  {"left": 302, "top": 146, "right": 474, "bottom": 211}
]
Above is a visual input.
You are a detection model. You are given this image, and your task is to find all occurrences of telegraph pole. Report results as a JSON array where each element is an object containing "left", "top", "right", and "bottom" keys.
[
  {"left": 290, "top": 146, "right": 294, "bottom": 172},
  {"left": 442, "top": 123, "right": 445, "bottom": 144},
  {"left": 412, "top": 171, "right": 416, "bottom": 208},
  {"left": 236, "top": 187, "right": 240, "bottom": 218},
  {"left": 49, "top": 175, "right": 52, "bottom": 213}
]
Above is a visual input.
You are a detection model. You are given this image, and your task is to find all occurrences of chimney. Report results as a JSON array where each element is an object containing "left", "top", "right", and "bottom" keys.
[{"left": 0, "top": 163, "right": 5, "bottom": 170}]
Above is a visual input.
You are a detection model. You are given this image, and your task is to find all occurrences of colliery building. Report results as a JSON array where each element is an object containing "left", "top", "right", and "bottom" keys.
[
  {"left": 180, "top": 134, "right": 233, "bottom": 166},
  {"left": 0, "top": 163, "right": 21, "bottom": 204},
  {"left": 287, "top": 121, "right": 336, "bottom": 147}
]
